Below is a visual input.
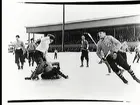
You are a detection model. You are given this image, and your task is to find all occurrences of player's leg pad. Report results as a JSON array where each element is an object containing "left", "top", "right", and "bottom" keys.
[
  {"left": 25, "top": 77, "right": 32, "bottom": 80},
  {"left": 30, "top": 71, "right": 39, "bottom": 80},
  {"left": 127, "top": 70, "right": 140, "bottom": 83},
  {"left": 34, "top": 61, "right": 46, "bottom": 75}
]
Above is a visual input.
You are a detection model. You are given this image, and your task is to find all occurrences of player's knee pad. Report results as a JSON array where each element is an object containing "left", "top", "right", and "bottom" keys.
[{"left": 30, "top": 71, "right": 39, "bottom": 80}]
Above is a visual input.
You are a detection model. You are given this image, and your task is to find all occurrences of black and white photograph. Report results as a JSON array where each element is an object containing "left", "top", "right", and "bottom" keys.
[{"left": 2, "top": 0, "right": 140, "bottom": 105}]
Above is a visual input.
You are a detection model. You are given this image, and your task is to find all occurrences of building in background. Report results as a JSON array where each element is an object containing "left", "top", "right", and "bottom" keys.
[{"left": 26, "top": 15, "right": 140, "bottom": 52}]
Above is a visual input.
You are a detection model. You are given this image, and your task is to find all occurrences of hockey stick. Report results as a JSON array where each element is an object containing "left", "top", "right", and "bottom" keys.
[
  {"left": 84, "top": 32, "right": 111, "bottom": 73},
  {"left": 84, "top": 32, "right": 97, "bottom": 46}
]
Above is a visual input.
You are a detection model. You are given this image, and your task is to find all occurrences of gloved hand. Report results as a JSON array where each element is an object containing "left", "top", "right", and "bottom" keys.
[
  {"left": 112, "top": 52, "right": 117, "bottom": 59},
  {"left": 101, "top": 57, "right": 106, "bottom": 63}
]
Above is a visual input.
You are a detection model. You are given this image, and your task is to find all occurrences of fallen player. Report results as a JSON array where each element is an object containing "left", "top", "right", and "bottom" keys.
[
  {"left": 25, "top": 34, "right": 68, "bottom": 80},
  {"left": 25, "top": 61, "right": 68, "bottom": 80}
]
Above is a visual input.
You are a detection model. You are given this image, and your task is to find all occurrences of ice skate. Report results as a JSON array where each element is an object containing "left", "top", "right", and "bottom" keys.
[
  {"left": 117, "top": 73, "right": 128, "bottom": 84},
  {"left": 128, "top": 70, "right": 140, "bottom": 83}
]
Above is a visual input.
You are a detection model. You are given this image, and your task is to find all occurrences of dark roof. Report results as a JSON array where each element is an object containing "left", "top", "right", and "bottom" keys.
[{"left": 26, "top": 15, "right": 140, "bottom": 33}]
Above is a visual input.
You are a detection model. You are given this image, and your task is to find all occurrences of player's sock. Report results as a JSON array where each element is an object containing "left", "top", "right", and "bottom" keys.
[
  {"left": 18, "top": 65, "right": 20, "bottom": 70},
  {"left": 128, "top": 69, "right": 140, "bottom": 83},
  {"left": 86, "top": 62, "right": 89, "bottom": 67},
  {"left": 17, "top": 63, "right": 20, "bottom": 70},
  {"left": 137, "top": 58, "right": 139, "bottom": 63},
  {"left": 32, "top": 62, "right": 34, "bottom": 66},
  {"left": 30, "top": 65, "right": 40, "bottom": 80},
  {"left": 117, "top": 73, "right": 128, "bottom": 84},
  {"left": 133, "top": 55, "right": 137, "bottom": 63},
  {"left": 86, "top": 58, "right": 89, "bottom": 67},
  {"left": 80, "top": 65, "right": 83, "bottom": 67},
  {"left": 21, "top": 65, "right": 23, "bottom": 69},
  {"left": 21, "top": 63, "right": 24, "bottom": 69},
  {"left": 80, "top": 60, "right": 84, "bottom": 67},
  {"left": 32, "top": 74, "right": 39, "bottom": 80},
  {"left": 80, "top": 62, "right": 84, "bottom": 67}
]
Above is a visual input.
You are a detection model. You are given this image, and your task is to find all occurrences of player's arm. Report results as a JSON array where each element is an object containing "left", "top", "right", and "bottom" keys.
[
  {"left": 43, "top": 51, "right": 48, "bottom": 62},
  {"left": 33, "top": 43, "right": 36, "bottom": 51},
  {"left": 96, "top": 42, "right": 103, "bottom": 59},
  {"left": 13, "top": 43, "right": 16, "bottom": 54},
  {"left": 21, "top": 41, "right": 26, "bottom": 54},
  {"left": 26, "top": 45, "right": 30, "bottom": 57},
  {"left": 41, "top": 37, "right": 49, "bottom": 42},
  {"left": 127, "top": 45, "right": 132, "bottom": 54},
  {"left": 110, "top": 36, "right": 121, "bottom": 52},
  {"left": 26, "top": 45, "right": 29, "bottom": 51},
  {"left": 80, "top": 41, "right": 83, "bottom": 51},
  {"left": 86, "top": 40, "right": 89, "bottom": 50}
]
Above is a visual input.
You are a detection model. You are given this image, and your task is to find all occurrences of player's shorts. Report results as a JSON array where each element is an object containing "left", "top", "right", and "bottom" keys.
[
  {"left": 34, "top": 50, "right": 46, "bottom": 64},
  {"left": 81, "top": 49, "right": 89, "bottom": 58},
  {"left": 15, "top": 49, "right": 24, "bottom": 64}
]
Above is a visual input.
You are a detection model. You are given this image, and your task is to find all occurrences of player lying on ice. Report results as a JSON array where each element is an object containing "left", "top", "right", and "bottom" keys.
[{"left": 25, "top": 34, "right": 68, "bottom": 80}]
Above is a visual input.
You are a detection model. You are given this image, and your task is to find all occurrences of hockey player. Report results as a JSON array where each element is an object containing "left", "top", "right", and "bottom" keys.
[
  {"left": 13, "top": 35, "right": 26, "bottom": 70},
  {"left": 120, "top": 41, "right": 132, "bottom": 63},
  {"left": 133, "top": 37, "right": 140, "bottom": 63},
  {"left": 25, "top": 34, "right": 68, "bottom": 80},
  {"left": 80, "top": 35, "right": 89, "bottom": 67},
  {"left": 96, "top": 31, "right": 140, "bottom": 84},
  {"left": 54, "top": 49, "right": 58, "bottom": 59},
  {"left": 26, "top": 38, "right": 36, "bottom": 66}
]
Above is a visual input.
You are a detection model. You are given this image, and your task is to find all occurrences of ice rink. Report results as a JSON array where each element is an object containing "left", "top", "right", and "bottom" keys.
[{"left": 3, "top": 52, "right": 140, "bottom": 105}]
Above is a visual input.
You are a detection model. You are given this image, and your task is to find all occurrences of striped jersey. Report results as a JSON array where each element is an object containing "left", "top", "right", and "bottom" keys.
[
  {"left": 96, "top": 35, "right": 121, "bottom": 59},
  {"left": 135, "top": 43, "right": 140, "bottom": 54}
]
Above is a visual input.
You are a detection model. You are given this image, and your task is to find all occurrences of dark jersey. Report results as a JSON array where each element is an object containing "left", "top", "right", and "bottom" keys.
[{"left": 81, "top": 40, "right": 88, "bottom": 50}]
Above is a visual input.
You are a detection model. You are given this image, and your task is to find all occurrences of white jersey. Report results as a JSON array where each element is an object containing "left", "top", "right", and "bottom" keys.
[
  {"left": 36, "top": 37, "right": 51, "bottom": 54},
  {"left": 36, "top": 36, "right": 55, "bottom": 62}
]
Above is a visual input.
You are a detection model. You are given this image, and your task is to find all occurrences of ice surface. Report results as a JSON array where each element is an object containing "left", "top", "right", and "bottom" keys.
[{"left": 3, "top": 52, "right": 140, "bottom": 105}]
